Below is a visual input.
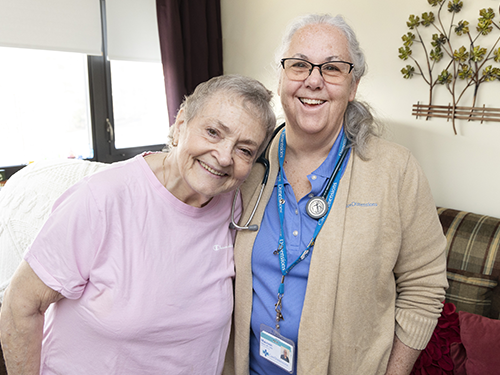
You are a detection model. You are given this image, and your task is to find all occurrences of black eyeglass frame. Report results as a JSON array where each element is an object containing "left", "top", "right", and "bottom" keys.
[{"left": 280, "top": 58, "right": 354, "bottom": 81}]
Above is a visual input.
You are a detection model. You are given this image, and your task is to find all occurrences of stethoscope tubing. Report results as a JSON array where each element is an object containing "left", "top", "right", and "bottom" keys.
[
  {"left": 230, "top": 123, "right": 350, "bottom": 231},
  {"left": 229, "top": 123, "right": 285, "bottom": 231},
  {"left": 319, "top": 141, "right": 350, "bottom": 200}
]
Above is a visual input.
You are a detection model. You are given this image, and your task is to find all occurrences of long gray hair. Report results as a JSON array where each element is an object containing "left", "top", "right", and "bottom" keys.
[
  {"left": 169, "top": 74, "right": 276, "bottom": 156},
  {"left": 275, "top": 14, "right": 382, "bottom": 159}
]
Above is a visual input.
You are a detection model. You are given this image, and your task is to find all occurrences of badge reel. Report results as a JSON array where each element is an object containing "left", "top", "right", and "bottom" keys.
[{"left": 259, "top": 324, "right": 295, "bottom": 373}]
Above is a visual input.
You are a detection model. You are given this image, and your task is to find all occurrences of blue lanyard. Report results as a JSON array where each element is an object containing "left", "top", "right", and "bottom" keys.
[{"left": 275, "top": 129, "right": 350, "bottom": 296}]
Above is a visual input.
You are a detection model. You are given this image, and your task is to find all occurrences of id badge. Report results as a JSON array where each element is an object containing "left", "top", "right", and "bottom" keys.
[{"left": 259, "top": 324, "right": 295, "bottom": 373}]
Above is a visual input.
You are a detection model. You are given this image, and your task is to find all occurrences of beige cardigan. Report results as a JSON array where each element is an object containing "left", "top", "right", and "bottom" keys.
[{"left": 224, "top": 134, "right": 448, "bottom": 375}]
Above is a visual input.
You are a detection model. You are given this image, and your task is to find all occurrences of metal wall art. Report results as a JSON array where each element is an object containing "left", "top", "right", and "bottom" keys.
[{"left": 399, "top": 0, "right": 500, "bottom": 134}]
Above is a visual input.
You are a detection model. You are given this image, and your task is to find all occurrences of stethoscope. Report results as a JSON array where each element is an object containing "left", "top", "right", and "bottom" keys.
[{"left": 229, "top": 123, "right": 350, "bottom": 231}]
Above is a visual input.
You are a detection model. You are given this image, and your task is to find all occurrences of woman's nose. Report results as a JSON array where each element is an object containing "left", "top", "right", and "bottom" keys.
[
  {"left": 215, "top": 142, "right": 233, "bottom": 167},
  {"left": 305, "top": 66, "right": 324, "bottom": 89}
]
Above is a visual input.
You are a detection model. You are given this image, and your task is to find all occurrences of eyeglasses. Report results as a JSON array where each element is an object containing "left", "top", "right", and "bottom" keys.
[{"left": 280, "top": 58, "right": 354, "bottom": 84}]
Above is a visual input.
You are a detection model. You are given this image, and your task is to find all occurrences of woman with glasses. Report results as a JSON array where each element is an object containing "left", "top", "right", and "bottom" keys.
[{"left": 224, "top": 14, "right": 448, "bottom": 375}]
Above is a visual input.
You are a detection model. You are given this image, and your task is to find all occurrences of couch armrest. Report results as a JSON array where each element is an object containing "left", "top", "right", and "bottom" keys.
[{"left": 437, "top": 207, "right": 500, "bottom": 319}]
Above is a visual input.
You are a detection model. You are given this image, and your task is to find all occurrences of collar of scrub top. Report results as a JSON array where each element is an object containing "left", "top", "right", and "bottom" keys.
[{"left": 275, "top": 127, "right": 350, "bottom": 283}]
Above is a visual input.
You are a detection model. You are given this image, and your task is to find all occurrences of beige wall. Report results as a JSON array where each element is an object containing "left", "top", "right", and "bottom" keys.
[{"left": 221, "top": 0, "right": 500, "bottom": 218}]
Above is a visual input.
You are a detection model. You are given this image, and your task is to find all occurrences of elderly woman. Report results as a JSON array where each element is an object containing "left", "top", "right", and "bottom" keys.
[
  {"left": 225, "top": 14, "right": 448, "bottom": 375},
  {"left": 0, "top": 74, "right": 276, "bottom": 374}
]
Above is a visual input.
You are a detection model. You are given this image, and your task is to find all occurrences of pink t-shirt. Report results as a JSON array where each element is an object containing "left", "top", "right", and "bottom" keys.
[{"left": 25, "top": 155, "right": 241, "bottom": 374}]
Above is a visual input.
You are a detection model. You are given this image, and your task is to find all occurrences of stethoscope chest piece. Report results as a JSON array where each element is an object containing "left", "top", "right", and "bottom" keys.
[{"left": 306, "top": 196, "right": 329, "bottom": 219}]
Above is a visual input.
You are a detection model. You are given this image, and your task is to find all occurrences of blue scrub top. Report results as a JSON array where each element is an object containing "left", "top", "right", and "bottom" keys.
[{"left": 249, "top": 128, "right": 348, "bottom": 375}]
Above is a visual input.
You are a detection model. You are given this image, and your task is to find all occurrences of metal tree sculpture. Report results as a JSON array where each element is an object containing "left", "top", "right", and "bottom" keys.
[{"left": 398, "top": 0, "right": 500, "bottom": 134}]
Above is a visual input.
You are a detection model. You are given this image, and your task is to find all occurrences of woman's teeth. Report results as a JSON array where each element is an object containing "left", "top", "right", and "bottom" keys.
[
  {"left": 300, "top": 98, "right": 325, "bottom": 105},
  {"left": 200, "top": 161, "right": 225, "bottom": 176}
]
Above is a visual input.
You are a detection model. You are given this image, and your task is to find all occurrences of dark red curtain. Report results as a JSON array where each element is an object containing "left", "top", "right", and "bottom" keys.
[{"left": 156, "top": 0, "right": 223, "bottom": 126}]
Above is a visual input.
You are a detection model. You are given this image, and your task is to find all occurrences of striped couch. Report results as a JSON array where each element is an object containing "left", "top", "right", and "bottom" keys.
[{"left": 438, "top": 207, "right": 500, "bottom": 320}]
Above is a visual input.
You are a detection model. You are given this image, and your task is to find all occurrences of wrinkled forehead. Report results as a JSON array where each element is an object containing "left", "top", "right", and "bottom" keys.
[
  {"left": 287, "top": 24, "right": 351, "bottom": 62},
  {"left": 189, "top": 91, "right": 265, "bottom": 131},
  {"left": 198, "top": 91, "right": 259, "bottom": 118}
]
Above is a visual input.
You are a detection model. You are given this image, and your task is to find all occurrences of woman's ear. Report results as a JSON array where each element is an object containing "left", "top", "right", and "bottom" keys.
[
  {"left": 277, "top": 72, "right": 283, "bottom": 97},
  {"left": 172, "top": 108, "right": 185, "bottom": 145},
  {"left": 348, "top": 79, "right": 360, "bottom": 102}
]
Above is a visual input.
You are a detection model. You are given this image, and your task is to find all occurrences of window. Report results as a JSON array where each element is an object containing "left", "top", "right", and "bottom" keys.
[
  {"left": 0, "top": 47, "right": 93, "bottom": 166},
  {"left": 0, "top": 0, "right": 168, "bottom": 180},
  {"left": 110, "top": 60, "right": 169, "bottom": 149}
]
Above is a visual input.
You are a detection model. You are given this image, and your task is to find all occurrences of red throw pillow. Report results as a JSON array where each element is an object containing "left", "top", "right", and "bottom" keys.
[
  {"left": 410, "top": 303, "right": 461, "bottom": 375},
  {"left": 449, "top": 342, "right": 466, "bottom": 375},
  {"left": 456, "top": 311, "right": 500, "bottom": 375}
]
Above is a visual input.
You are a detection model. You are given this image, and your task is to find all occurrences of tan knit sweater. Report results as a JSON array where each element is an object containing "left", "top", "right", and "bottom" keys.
[{"left": 224, "top": 135, "right": 448, "bottom": 375}]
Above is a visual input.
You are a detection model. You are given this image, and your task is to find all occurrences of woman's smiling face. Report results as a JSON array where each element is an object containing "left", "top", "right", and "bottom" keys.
[
  {"left": 278, "top": 23, "right": 359, "bottom": 140},
  {"left": 170, "top": 92, "right": 266, "bottom": 207}
]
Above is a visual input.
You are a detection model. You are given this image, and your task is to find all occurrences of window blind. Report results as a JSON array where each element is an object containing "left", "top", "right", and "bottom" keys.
[
  {"left": 0, "top": 0, "right": 102, "bottom": 55},
  {"left": 0, "top": 0, "right": 161, "bottom": 61},
  {"left": 106, "top": 0, "right": 161, "bottom": 62}
]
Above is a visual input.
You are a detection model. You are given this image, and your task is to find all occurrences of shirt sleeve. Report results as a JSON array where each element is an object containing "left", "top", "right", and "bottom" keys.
[
  {"left": 393, "top": 152, "right": 448, "bottom": 350},
  {"left": 25, "top": 178, "right": 105, "bottom": 300}
]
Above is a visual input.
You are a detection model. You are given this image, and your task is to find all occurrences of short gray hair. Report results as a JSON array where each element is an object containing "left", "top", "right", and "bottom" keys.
[
  {"left": 275, "top": 14, "right": 382, "bottom": 159},
  {"left": 169, "top": 74, "right": 276, "bottom": 156}
]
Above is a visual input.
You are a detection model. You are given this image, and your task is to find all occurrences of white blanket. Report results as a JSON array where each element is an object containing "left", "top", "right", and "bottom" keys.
[{"left": 0, "top": 159, "right": 109, "bottom": 303}]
